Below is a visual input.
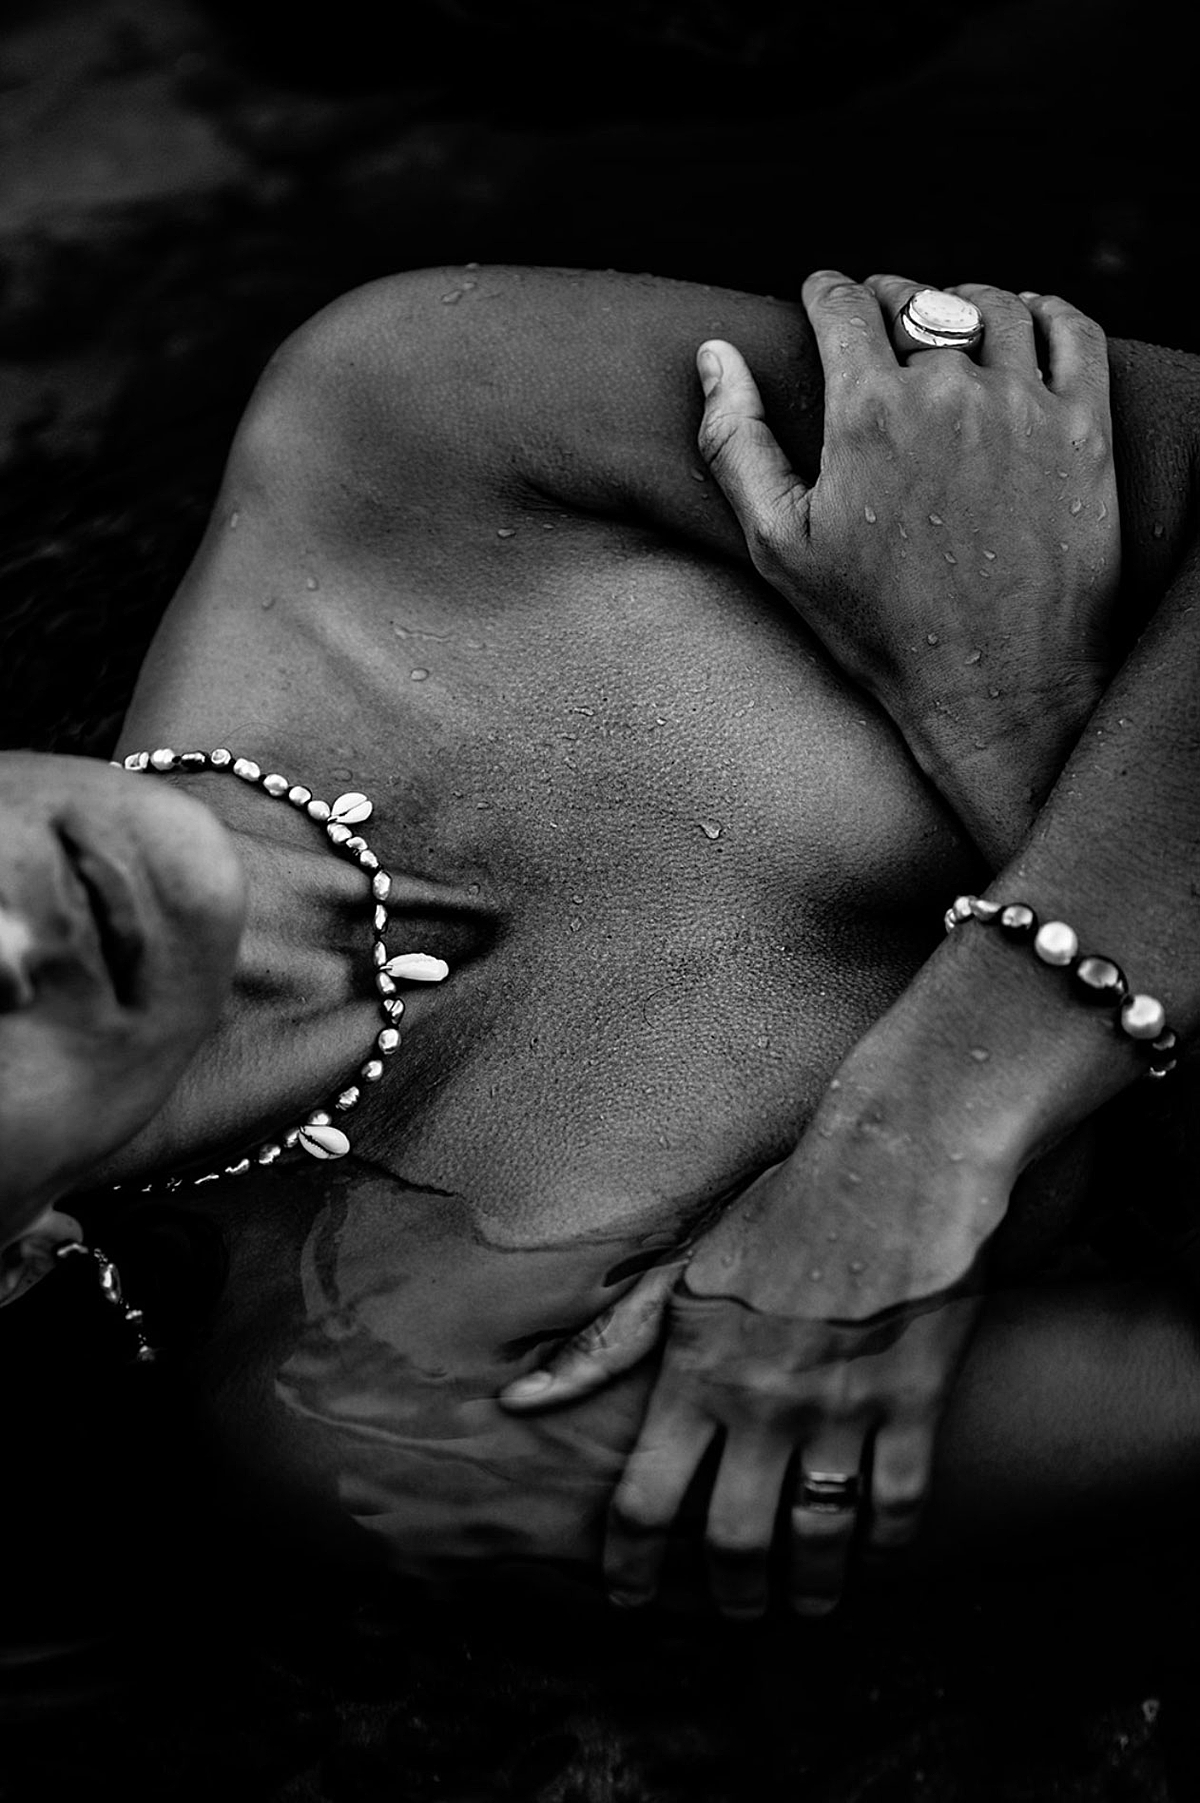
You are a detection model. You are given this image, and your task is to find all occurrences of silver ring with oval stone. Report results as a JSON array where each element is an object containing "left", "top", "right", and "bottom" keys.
[{"left": 893, "top": 289, "right": 985, "bottom": 358}]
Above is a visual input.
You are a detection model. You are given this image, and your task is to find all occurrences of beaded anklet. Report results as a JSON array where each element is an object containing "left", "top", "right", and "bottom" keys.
[
  {"left": 111, "top": 746, "right": 451, "bottom": 1190},
  {"left": 944, "top": 894, "right": 1177, "bottom": 1079}
]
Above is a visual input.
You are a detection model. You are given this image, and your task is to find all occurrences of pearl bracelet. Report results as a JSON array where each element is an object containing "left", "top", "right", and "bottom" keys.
[{"left": 944, "top": 895, "right": 1178, "bottom": 1079}]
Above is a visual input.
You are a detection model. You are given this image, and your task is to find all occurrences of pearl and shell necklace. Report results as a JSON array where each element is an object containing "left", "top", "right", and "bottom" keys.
[{"left": 111, "top": 746, "right": 449, "bottom": 1193}]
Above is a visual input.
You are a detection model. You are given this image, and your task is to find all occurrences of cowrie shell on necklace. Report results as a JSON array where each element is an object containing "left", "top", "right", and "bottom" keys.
[
  {"left": 299, "top": 1122, "right": 352, "bottom": 1160},
  {"left": 382, "top": 952, "right": 449, "bottom": 982},
  {"left": 330, "top": 792, "right": 373, "bottom": 825}
]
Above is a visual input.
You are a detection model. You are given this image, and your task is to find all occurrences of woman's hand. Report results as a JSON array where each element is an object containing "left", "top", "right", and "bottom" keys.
[
  {"left": 501, "top": 1014, "right": 1014, "bottom": 1618},
  {"left": 695, "top": 272, "right": 1121, "bottom": 864}
]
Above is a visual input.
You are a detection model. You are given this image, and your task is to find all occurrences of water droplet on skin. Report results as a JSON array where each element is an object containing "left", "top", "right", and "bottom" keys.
[
  {"left": 466, "top": 261, "right": 479, "bottom": 270},
  {"left": 928, "top": 513, "right": 944, "bottom": 526},
  {"left": 229, "top": 510, "right": 240, "bottom": 529},
  {"left": 542, "top": 521, "right": 555, "bottom": 529},
  {"left": 1059, "top": 542, "right": 1069, "bottom": 552},
  {"left": 1024, "top": 424, "right": 1034, "bottom": 436},
  {"left": 497, "top": 527, "right": 516, "bottom": 538},
  {"left": 465, "top": 638, "right": 484, "bottom": 650},
  {"left": 755, "top": 1035, "right": 770, "bottom": 1048},
  {"left": 260, "top": 593, "right": 275, "bottom": 609},
  {"left": 848, "top": 1260, "right": 865, "bottom": 1275},
  {"left": 864, "top": 504, "right": 877, "bottom": 523},
  {"left": 964, "top": 648, "right": 982, "bottom": 665},
  {"left": 568, "top": 916, "right": 583, "bottom": 932},
  {"left": 468, "top": 882, "right": 480, "bottom": 895},
  {"left": 845, "top": 1171, "right": 861, "bottom": 1185},
  {"left": 987, "top": 685, "right": 1001, "bottom": 698},
  {"left": 982, "top": 549, "right": 997, "bottom": 560},
  {"left": 461, "top": 280, "right": 477, "bottom": 291},
  {"left": 690, "top": 469, "right": 708, "bottom": 483},
  {"left": 898, "top": 524, "right": 909, "bottom": 540},
  {"left": 829, "top": 1078, "right": 841, "bottom": 1090},
  {"left": 926, "top": 632, "right": 940, "bottom": 646},
  {"left": 1070, "top": 499, "right": 1083, "bottom": 515},
  {"left": 1097, "top": 501, "right": 1108, "bottom": 520},
  {"left": 411, "top": 668, "right": 429, "bottom": 681},
  {"left": 808, "top": 1268, "right": 823, "bottom": 1282},
  {"left": 306, "top": 576, "right": 319, "bottom": 590},
  {"left": 825, "top": 1229, "right": 840, "bottom": 1242},
  {"left": 699, "top": 820, "right": 722, "bottom": 840},
  {"left": 969, "top": 1046, "right": 990, "bottom": 1062},
  {"left": 441, "top": 290, "right": 463, "bottom": 304},
  {"left": 1057, "top": 469, "right": 1069, "bottom": 480},
  {"left": 944, "top": 551, "right": 957, "bottom": 565},
  {"left": 978, "top": 566, "right": 991, "bottom": 576},
  {"left": 1153, "top": 521, "right": 1165, "bottom": 539}
]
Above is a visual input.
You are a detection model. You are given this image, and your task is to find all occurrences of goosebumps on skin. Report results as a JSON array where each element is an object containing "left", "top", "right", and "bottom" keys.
[{"left": 68, "top": 265, "right": 1200, "bottom": 1601}]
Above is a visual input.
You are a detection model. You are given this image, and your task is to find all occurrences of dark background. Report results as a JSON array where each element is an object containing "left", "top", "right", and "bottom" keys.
[{"left": 2, "top": 1, "right": 1199, "bottom": 1797}]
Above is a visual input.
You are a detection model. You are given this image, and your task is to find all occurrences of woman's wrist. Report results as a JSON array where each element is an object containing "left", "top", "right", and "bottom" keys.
[
  {"left": 858, "top": 910, "right": 1155, "bottom": 1177},
  {"left": 881, "top": 665, "right": 1105, "bottom": 870}
]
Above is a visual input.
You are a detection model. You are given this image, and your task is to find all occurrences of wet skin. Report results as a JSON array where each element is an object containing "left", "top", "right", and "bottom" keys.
[{"left": 103, "top": 267, "right": 1200, "bottom": 1592}]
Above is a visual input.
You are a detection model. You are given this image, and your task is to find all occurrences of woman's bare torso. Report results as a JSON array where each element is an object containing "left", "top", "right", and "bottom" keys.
[{"left": 118, "top": 271, "right": 1200, "bottom": 1583}]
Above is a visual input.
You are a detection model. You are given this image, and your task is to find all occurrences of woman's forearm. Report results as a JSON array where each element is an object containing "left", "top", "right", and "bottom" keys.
[{"left": 873, "top": 532, "right": 1200, "bottom": 1183}]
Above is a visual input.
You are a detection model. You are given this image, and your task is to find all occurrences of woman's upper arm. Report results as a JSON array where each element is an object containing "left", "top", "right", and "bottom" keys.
[{"left": 223, "top": 264, "right": 827, "bottom": 564}]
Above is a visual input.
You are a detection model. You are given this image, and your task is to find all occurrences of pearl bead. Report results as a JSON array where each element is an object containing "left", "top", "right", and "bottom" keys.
[
  {"left": 150, "top": 748, "right": 177, "bottom": 771},
  {"left": 1070, "top": 955, "right": 1128, "bottom": 1004},
  {"left": 967, "top": 897, "right": 1003, "bottom": 923},
  {"left": 999, "top": 904, "right": 1037, "bottom": 941},
  {"left": 179, "top": 751, "right": 208, "bottom": 771},
  {"left": 327, "top": 823, "right": 353, "bottom": 845},
  {"left": 124, "top": 751, "right": 150, "bottom": 771},
  {"left": 287, "top": 785, "right": 312, "bottom": 807},
  {"left": 306, "top": 799, "right": 331, "bottom": 822},
  {"left": 262, "top": 773, "right": 290, "bottom": 797},
  {"left": 372, "top": 872, "right": 392, "bottom": 901},
  {"left": 209, "top": 748, "right": 233, "bottom": 768},
  {"left": 377, "top": 1028, "right": 401, "bottom": 1054},
  {"left": 1120, "top": 994, "right": 1167, "bottom": 1041},
  {"left": 373, "top": 905, "right": 389, "bottom": 933},
  {"left": 233, "top": 757, "right": 261, "bottom": 783},
  {"left": 361, "top": 1059, "right": 385, "bottom": 1081},
  {"left": 1034, "top": 921, "right": 1079, "bottom": 966}
]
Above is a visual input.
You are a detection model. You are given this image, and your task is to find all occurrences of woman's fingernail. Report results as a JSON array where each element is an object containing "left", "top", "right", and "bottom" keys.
[
  {"left": 697, "top": 346, "right": 723, "bottom": 395},
  {"left": 1019, "top": 290, "right": 1040, "bottom": 302},
  {"left": 502, "top": 1369, "right": 554, "bottom": 1401}
]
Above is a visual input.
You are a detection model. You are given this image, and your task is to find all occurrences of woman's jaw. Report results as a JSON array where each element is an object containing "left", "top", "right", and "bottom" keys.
[{"left": 0, "top": 753, "right": 246, "bottom": 1250}]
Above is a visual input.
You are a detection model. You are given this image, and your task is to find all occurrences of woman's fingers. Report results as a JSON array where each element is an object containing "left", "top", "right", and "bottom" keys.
[
  {"left": 498, "top": 1261, "right": 681, "bottom": 1411},
  {"left": 604, "top": 1391, "right": 714, "bottom": 1608},
  {"left": 800, "top": 269, "right": 896, "bottom": 380},
  {"left": 1020, "top": 292, "right": 1111, "bottom": 406},
  {"left": 788, "top": 1432, "right": 869, "bottom": 1617},
  {"left": 696, "top": 338, "right": 808, "bottom": 545},
  {"left": 946, "top": 282, "right": 1039, "bottom": 374},
  {"left": 704, "top": 1431, "right": 792, "bottom": 1621},
  {"left": 866, "top": 1419, "right": 936, "bottom": 1553}
]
